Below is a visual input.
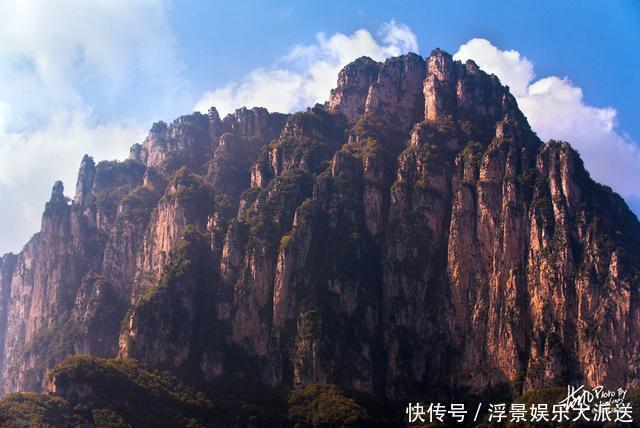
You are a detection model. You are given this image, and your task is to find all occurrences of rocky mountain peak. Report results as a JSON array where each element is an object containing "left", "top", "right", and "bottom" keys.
[
  {"left": 327, "top": 49, "right": 528, "bottom": 141},
  {"left": 0, "top": 47, "right": 638, "bottom": 424},
  {"left": 74, "top": 155, "right": 96, "bottom": 206},
  {"left": 50, "top": 180, "right": 65, "bottom": 202},
  {"left": 328, "top": 56, "right": 382, "bottom": 121},
  {"left": 43, "top": 180, "right": 70, "bottom": 221},
  {"left": 150, "top": 120, "right": 169, "bottom": 136}
]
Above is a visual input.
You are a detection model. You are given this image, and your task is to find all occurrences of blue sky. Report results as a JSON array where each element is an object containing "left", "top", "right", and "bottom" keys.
[
  {"left": 176, "top": 0, "right": 640, "bottom": 137},
  {"left": 0, "top": 0, "right": 639, "bottom": 253}
]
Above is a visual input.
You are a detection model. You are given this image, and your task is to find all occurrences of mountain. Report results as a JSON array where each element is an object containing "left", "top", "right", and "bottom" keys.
[{"left": 0, "top": 48, "right": 639, "bottom": 426}]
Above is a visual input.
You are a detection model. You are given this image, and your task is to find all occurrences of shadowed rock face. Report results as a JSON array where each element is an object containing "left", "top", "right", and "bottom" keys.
[{"left": 1, "top": 49, "right": 639, "bottom": 399}]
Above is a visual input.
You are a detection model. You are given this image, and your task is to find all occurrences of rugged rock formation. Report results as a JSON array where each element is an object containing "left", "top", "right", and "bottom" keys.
[{"left": 0, "top": 48, "right": 638, "bottom": 404}]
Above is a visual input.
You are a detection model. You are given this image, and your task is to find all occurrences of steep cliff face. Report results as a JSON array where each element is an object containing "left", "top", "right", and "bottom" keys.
[{"left": 1, "top": 49, "right": 639, "bottom": 402}]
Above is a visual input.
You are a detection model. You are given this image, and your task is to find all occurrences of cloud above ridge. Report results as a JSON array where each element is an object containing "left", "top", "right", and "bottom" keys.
[
  {"left": 193, "top": 21, "right": 418, "bottom": 116},
  {"left": 196, "top": 31, "right": 640, "bottom": 211},
  {"left": 2, "top": 10, "right": 639, "bottom": 255}
]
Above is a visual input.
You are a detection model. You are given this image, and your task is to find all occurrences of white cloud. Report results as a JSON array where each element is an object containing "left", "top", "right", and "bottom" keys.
[
  {"left": 0, "top": 0, "right": 183, "bottom": 125},
  {"left": 3, "top": 8, "right": 637, "bottom": 256},
  {"left": 0, "top": 111, "right": 145, "bottom": 187},
  {"left": 0, "top": 0, "right": 181, "bottom": 253},
  {"left": 0, "top": 112, "right": 145, "bottom": 254},
  {"left": 379, "top": 21, "right": 419, "bottom": 57},
  {"left": 454, "top": 38, "right": 534, "bottom": 97},
  {"left": 194, "top": 20, "right": 419, "bottom": 116},
  {"left": 197, "top": 70, "right": 305, "bottom": 119},
  {"left": 454, "top": 38, "right": 640, "bottom": 205}
]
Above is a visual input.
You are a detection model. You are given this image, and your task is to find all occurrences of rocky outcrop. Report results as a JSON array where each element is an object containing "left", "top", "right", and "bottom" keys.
[
  {"left": 328, "top": 56, "right": 381, "bottom": 121},
  {"left": 0, "top": 254, "right": 16, "bottom": 374},
  {"left": 0, "top": 49, "right": 638, "bottom": 404},
  {"left": 133, "top": 113, "right": 213, "bottom": 175},
  {"left": 119, "top": 226, "right": 216, "bottom": 369},
  {"left": 364, "top": 53, "right": 426, "bottom": 131}
]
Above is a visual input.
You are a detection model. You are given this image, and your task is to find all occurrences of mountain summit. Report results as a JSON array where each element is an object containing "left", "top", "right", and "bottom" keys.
[{"left": 0, "top": 48, "right": 639, "bottom": 424}]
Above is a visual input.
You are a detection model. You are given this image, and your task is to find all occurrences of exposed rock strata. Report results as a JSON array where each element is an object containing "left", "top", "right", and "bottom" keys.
[{"left": 0, "top": 49, "right": 638, "bottom": 401}]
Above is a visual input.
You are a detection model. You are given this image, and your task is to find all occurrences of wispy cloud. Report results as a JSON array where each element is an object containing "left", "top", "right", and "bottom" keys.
[
  {"left": 0, "top": 0, "right": 183, "bottom": 253},
  {"left": 193, "top": 20, "right": 418, "bottom": 116},
  {"left": 2, "top": 12, "right": 637, "bottom": 254}
]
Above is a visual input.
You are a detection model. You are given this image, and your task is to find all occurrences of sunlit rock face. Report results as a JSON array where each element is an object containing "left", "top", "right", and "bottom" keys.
[{"left": 0, "top": 49, "right": 638, "bottom": 400}]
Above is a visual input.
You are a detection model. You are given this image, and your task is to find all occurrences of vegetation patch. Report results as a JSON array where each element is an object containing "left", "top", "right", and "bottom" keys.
[{"left": 288, "top": 384, "right": 368, "bottom": 427}]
